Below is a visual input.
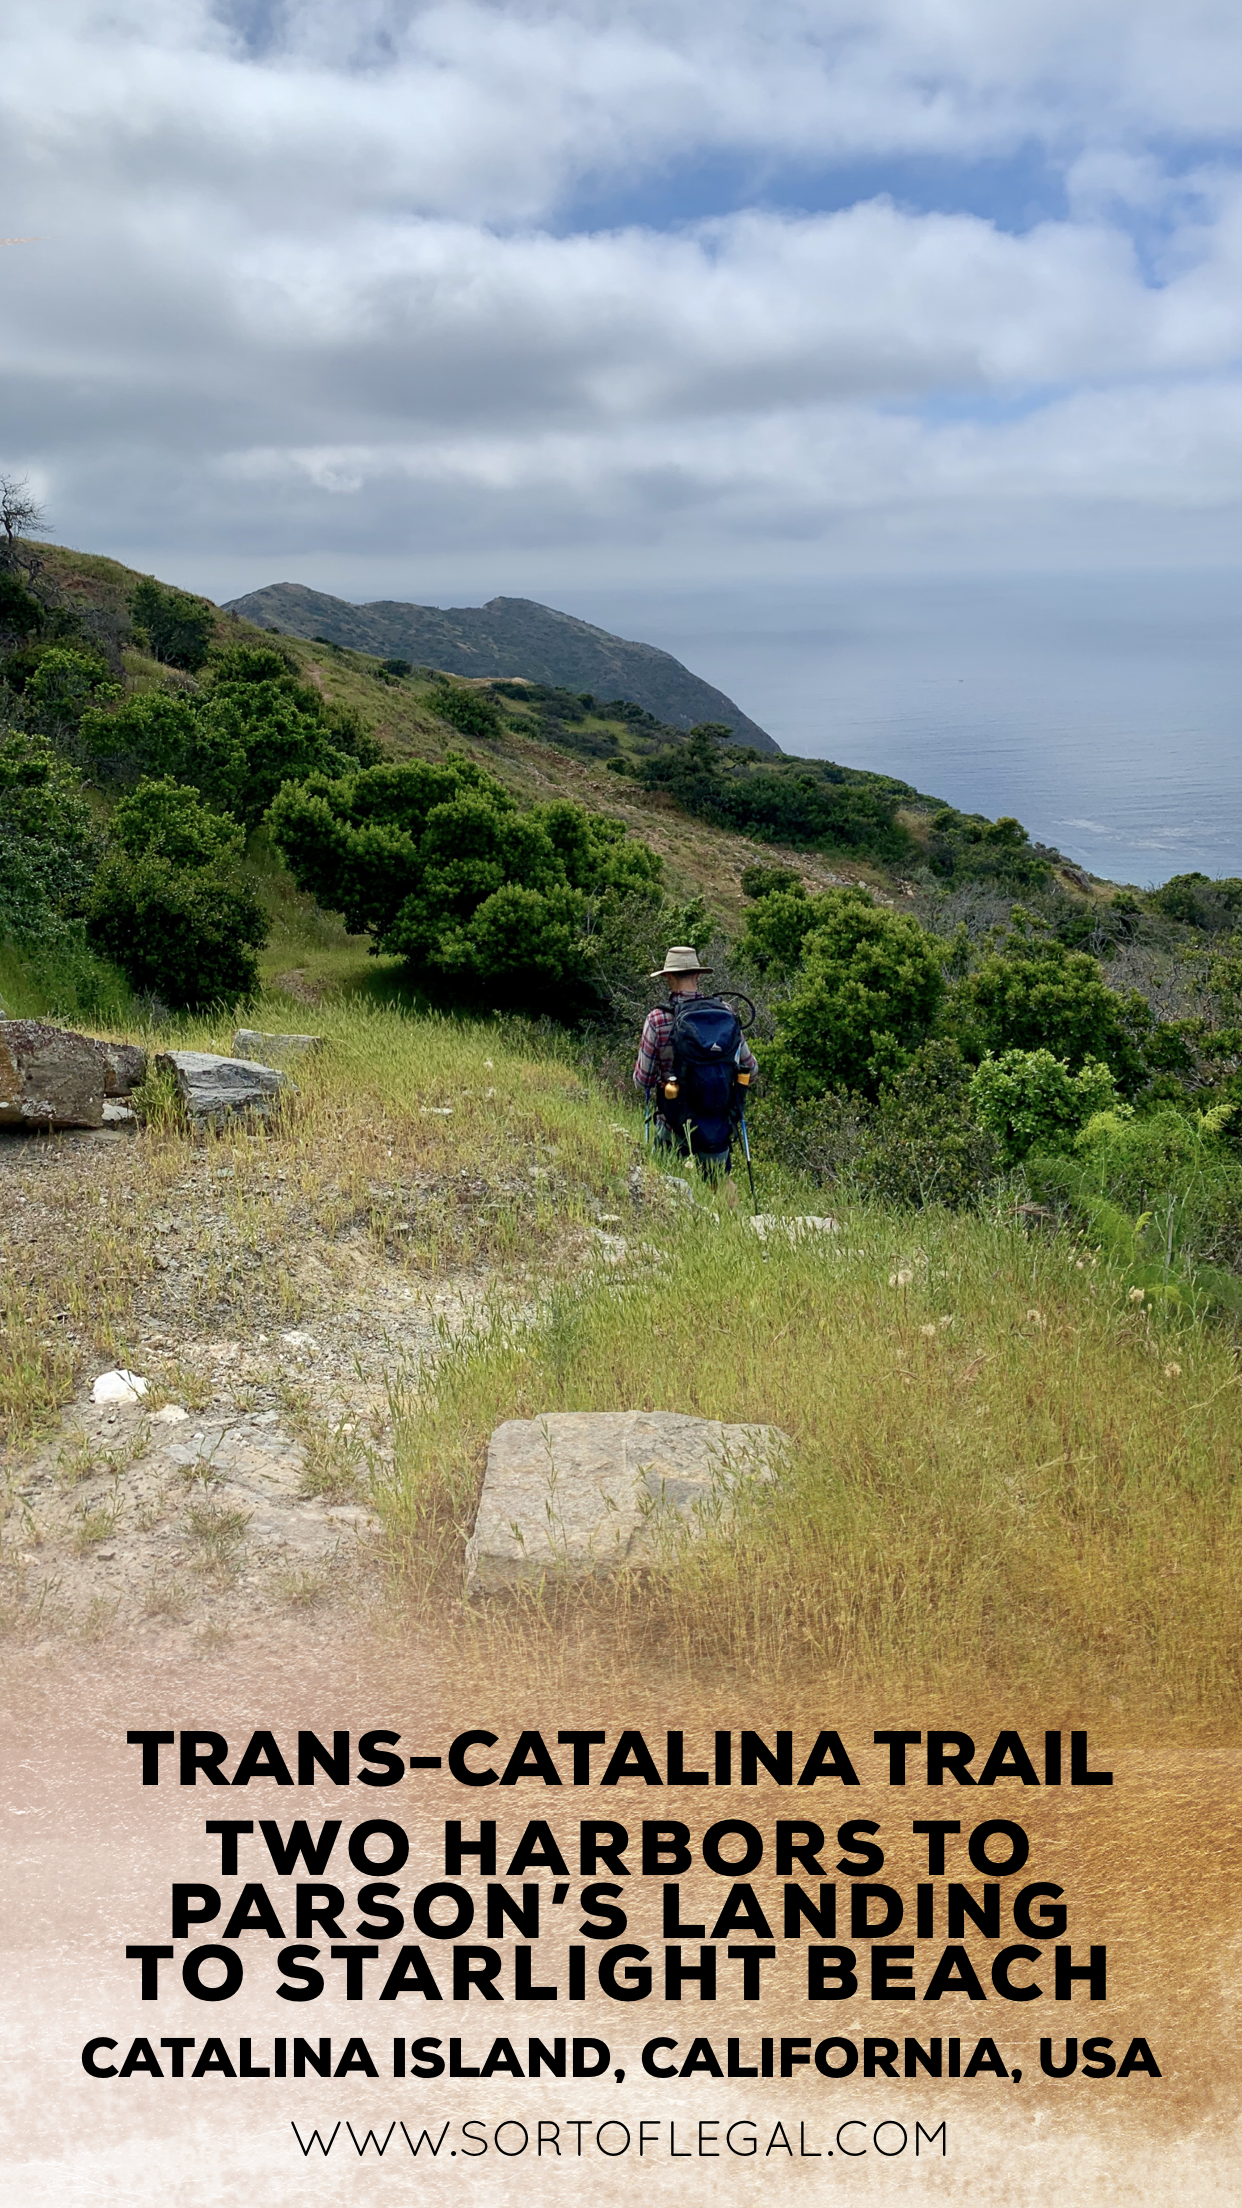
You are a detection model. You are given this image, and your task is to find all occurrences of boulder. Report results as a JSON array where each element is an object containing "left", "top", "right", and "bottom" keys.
[
  {"left": 465, "top": 1410, "right": 790, "bottom": 1593},
  {"left": 100, "top": 1040, "right": 148, "bottom": 1095},
  {"left": 157, "top": 1049, "right": 289, "bottom": 1122},
  {"left": 232, "top": 1028, "right": 324, "bottom": 1064},
  {"left": 749, "top": 1214, "right": 839, "bottom": 1243},
  {"left": 0, "top": 1021, "right": 105, "bottom": 1129}
]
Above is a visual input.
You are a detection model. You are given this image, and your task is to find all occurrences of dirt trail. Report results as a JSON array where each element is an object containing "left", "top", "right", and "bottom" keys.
[{"left": 0, "top": 1119, "right": 490, "bottom": 1655}]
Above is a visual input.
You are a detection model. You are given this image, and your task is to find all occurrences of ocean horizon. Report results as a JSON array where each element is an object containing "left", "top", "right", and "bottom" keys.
[{"left": 574, "top": 570, "right": 1242, "bottom": 891}]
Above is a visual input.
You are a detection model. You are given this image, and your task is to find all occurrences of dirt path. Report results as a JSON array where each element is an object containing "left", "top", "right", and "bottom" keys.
[{"left": 1, "top": 1119, "right": 490, "bottom": 1655}]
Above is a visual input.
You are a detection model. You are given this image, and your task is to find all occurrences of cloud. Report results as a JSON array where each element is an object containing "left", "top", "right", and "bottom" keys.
[{"left": 3, "top": 0, "right": 1242, "bottom": 588}]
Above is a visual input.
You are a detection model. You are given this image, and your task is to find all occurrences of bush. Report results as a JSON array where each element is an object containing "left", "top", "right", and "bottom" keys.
[
  {"left": 858, "top": 1040, "right": 1000, "bottom": 1207},
  {"left": 430, "top": 683, "right": 504, "bottom": 739},
  {"left": 740, "top": 863, "right": 804, "bottom": 902},
  {"left": 23, "top": 646, "right": 118, "bottom": 726},
  {"left": 637, "top": 725, "right": 914, "bottom": 862},
  {"left": 924, "top": 809, "right": 1054, "bottom": 889},
  {"left": 970, "top": 1049, "right": 1119, "bottom": 1166},
  {"left": 86, "top": 779, "right": 266, "bottom": 1009},
  {"left": 268, "top": 757, "right": 663, "bottom": 1011},
  {"left": 761, "top": 887, "right": 946, "bottom": 1101},
  {"left": 952, "top": 921, "right": 1149, "bottom": 1088},
  {"left": 81, "top": 647, "right": 382, "bottom": 826},
  {"left": 131, "top": 577, "right": 217, "bottom": 671},
  {"left": 0, "top": 729, "right": 100, "bottom": 940}
]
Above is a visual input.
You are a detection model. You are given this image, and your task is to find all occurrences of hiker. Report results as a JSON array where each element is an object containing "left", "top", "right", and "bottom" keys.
[{"left": 634, "top": 945, "right": 758, "bottom": 1187}]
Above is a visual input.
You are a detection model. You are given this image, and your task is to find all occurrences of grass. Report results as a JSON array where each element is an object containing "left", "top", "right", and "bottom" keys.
[
  {"left": 5, "top": 869, "right": 1242, "bottom": 1723},
  {"left": 374, "top": 1188, "right": 1242, "bottom": 1724}
]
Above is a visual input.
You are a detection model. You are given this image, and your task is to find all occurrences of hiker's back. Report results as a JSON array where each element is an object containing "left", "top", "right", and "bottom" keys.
[{"left": 667, "top": 994, "right": 742, "bottom": 1153}]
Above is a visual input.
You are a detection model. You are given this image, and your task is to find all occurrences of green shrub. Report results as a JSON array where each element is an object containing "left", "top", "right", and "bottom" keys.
[
  {"left": 81, "top": 647, "right": 382, "bottom": 826},
  {"left": 0, "top": 729, "right": 100, "bottom": 940},
  {"left": 86, "top": 779, "right": 266, "bottom": 1009},
  {"left": 970, "top": 1049, "right": 1119, "bottom": 1166},
  {"left": 430, "top": 683, "right": 503, "bottom": 739},
  {"left": 637, "top": 725, "right": 914, "bottom": 862},
  {"left": 740, "top": 863, "right": 804, "bottom": 902},
  {"left": 952, "top": 922, "right": 1149, "bottom": 1088},
  {"left": 761, "top": 887, "right": 946, "bottom": 1101},
  {"left": 924, "top": 809, "right": 1054, "bottom": 888},
  {"left": 24, "top": 646, "right": 119, "bottom": 726},
  {"left": 268, "top": 757, "right": 662, "bottom": 1011},
  {"left": 858, "top": 1039, "right": 1000, "bottom": 1207},
  {"left": 130, "top": 577, "right": 217, "bottom": 671}
]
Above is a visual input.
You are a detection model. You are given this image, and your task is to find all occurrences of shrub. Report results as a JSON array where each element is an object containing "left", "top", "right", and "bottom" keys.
[
  {"left": 0, "top": 729, "right": 100, "bottom": 939},
  {"left": 739, "top": 887, "right": 826, "bottom": 975},
  {"left": 970, "top": 1049, "right": 1119, "bottom": 1166},
  {"left": 131, "top": 577, "right": 217, "bottom": 671},
  {"left": 430, "top": 683, "right": 503, "bottom": 739},
  {"left": 741, "top": 862, "right": 804, "bottom": 901},
  {"left": 858, "top": 1039, "right": 1000, "bottom": 1207},
  {"left": 268, "top": 757, "right": 663, "bottom": 1011},
  {"left": 23, "top": 646, "right": 119, "bottom": 726},
  {"left": 761, "top": 887, "right": 946, "bottom": 1101},
  {"left": 952, "top": 922, "right": 1149, "bottom": 1088},
  {"left": 86, "top": 779, "right": 266, "bottom": 1009},
  {"left": 637, "top": 727, "right": 914, "bottom": 861},
  {"left": 81, "top": 647, "right": 382, "bottom": 826},
  {"left": 924, "top": 809, "right": 1054, "bottom": 889}
]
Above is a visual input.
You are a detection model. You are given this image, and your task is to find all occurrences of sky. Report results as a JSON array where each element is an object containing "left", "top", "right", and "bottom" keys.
[{"left": 3, "top": 2, "right": 1242, "bottom": 871}]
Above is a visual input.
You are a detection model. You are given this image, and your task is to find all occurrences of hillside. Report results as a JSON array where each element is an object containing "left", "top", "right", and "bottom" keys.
[{"left": 223, "top": 582, "right": 779, "bottom": 751}]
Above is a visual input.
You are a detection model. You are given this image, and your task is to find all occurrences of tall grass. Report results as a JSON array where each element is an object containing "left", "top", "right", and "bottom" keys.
[{"left": 377, "top": 1197, "right": 1242, "bottom": 1722}]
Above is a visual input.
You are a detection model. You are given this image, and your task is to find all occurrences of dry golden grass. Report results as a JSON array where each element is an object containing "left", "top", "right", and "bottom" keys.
[{"left": 377, "top": 1194, "right": 1242, "bottom": 1724}]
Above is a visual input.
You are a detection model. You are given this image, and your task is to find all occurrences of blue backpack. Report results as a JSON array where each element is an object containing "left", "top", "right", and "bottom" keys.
[{"left": 665, "top": 995, "right": 743, "bottom": 1153}]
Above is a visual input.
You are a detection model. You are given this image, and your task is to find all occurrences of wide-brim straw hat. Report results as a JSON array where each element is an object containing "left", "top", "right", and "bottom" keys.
[{"left": 649, "top": 944, "right": 712, "bottom": 979}]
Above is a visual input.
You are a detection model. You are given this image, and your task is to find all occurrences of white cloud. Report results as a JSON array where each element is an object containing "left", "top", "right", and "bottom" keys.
[{"left": 3, "top": 0, "right": 1242, "bottom": 588}]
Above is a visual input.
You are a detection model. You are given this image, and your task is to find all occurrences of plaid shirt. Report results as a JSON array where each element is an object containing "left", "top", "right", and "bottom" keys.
[{"left": 633, "top": 997, "right": 759, "bottom": 1093}]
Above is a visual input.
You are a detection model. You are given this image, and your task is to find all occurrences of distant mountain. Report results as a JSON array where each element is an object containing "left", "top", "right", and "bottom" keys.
[{"left": 223, "top": 584, "right": 779, "bottom": 753}]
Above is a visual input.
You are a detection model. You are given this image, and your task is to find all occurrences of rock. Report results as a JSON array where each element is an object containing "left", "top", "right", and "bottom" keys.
[
  {"left": 152, "top": 1404, "right": 189, "bottom": 1424},
  {"left": 0, "top": 1021, "right": 107, "bottom": 1129},
  {"left": 749, "top": 1214, "right": 839, "bottom": 1243},
  {"left": 91, "top": 1369, "right": 149, "bottom": 1405},
  {"left": 101, "top": 1100, "right": 137, "bottom": 1125},
  {"left": 231, "top": 1028, "right": 324, "bottom": 1064},
  {"left": 465, "top": 1410, "right": 790, "bottom": 1593},
  {"left": 156, "top": 1050, "right": 289, "bottom": 1121},
  {"left": 99, "top": 1041, "right": 148, "bottom": 1095}
]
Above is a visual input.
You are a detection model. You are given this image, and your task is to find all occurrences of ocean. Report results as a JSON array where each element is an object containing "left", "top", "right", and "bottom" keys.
[{"left": 585, "top": 571, "right": 1242, "bottom": 890}]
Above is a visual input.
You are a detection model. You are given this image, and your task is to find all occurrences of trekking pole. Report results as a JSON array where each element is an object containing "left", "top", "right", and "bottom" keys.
[{"left": 738, "top": 1111, "right": 758, "bottom": 1216}]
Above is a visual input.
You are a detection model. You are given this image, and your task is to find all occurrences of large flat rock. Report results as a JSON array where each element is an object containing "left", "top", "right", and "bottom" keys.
[
  {"left": 465, "top": 1409, "right": 790, "bottom": 1593},
  {"left": 231, "top": 1028, "right": 324, "bottom": 1064},
  {"left": 157, "top": 1050, "right": 289, "bottom": 1121}
]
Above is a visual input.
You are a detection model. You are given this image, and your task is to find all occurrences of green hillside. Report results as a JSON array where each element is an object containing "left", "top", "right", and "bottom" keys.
[{"left": 224, "top": 580, "right": 780, "bottom": 750}]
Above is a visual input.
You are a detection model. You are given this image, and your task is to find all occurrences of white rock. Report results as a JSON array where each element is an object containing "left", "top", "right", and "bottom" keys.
[
  {"left": 152, "top": 1403, "right": 189, "bottom": 1424},
  {"left": 91, "top": 1369, "right": 149, "bottom": 1405},
  {"left": 156, "top": 1049, "right": 288, "bottom": 1122},
  {"left": 749, "top": 1214, "right": 840, "bottom": 1243},
  {"left": 465, "top": 1409, "right": 790, "bottom": 1593},
  {"left": 281, "top": 1331, "right": 316, "bottom": 1349}
]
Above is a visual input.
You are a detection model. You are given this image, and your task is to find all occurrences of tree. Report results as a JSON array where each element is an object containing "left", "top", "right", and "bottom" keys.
[
  {"left": 970, "top": 1050, "right": 1119, "bottom": 1166},
  {"left": 268, "top": 756, "right": 662, "bottom": 1010},
  {"left": 130, "top": 576, "right": 217, "bottom": 671},
  {"left": 80, "top": 643, "right": 382, "bottom": 824},
  {"left": 0, "top": 729, "right": 99, "bottom": 940},
  {"left": 762, "top": 887, "right": 947, "bottom": 1100},
  {"left": 0, "top": 475, "right": 47, "bottom": 560},
  {"left": 86, "top": 779, "right": 266, "bottom": 1008},
  {"left": 952, "top": 923, "right": 1149, "bottom": 1089}
]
